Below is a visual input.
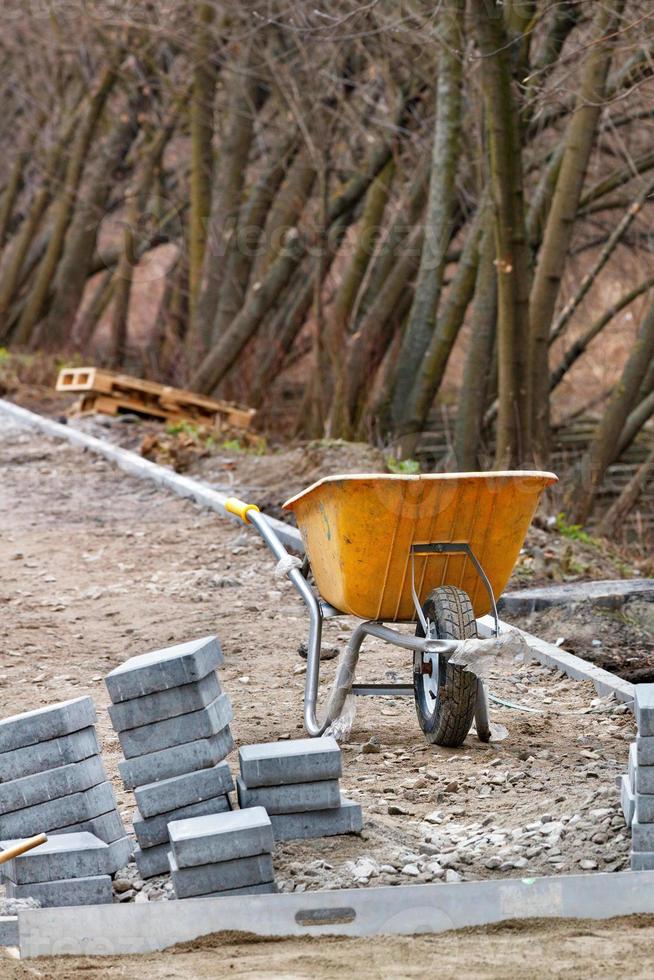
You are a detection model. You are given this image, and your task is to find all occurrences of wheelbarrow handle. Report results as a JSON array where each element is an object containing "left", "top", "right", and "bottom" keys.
[
  {"left": 0, "top": 833, "right": 47, "bottom": 865},
  {"left": 224, "top": 496, "right": 260, "bottom": 524}
]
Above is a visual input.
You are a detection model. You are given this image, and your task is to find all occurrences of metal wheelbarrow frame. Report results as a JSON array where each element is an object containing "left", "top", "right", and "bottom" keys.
[{"left": 225, "top": 470, "right": 556, "bottom": 743}]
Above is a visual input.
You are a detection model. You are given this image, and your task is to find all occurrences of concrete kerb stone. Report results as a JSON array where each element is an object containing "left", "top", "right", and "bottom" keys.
[
  {"left": 134, "top": 762, "right": 234, "bottom": 819},
  {"left": 0, "top": 782, "right": 117, "bottom": 839},
  {"left": 477, "top": 616, "right": 635, "bottom": 705},
  {"left": 631, "top": 851, "right": 654, "bottom": 870},
  {"left": 118, "top": 694, "right": 233, "bottom": 760},
  {"left": 0, "top": 756, "right": 107, "bottom": 816},
  {"left": 498, "top": 579, "right": 654, "bottom": 615},
  {"left": 133, "top": 795, "right": 232, "bottom": 849},
  {"left": 169, "top": 807, "right": 273, "bottom": 868},
  {"left": 637, "top": 735, "right": 654, "bottom": 766},
  {"left": 635, "top": 792, "right": 654, "bottom": 825},
  {"left": 0, "top": 698, "right": 96, "bottom": 754},
  {"left": 17, "top": 871, "right": 654, "bottom": 958},
  {"left": 629, "top": 742, "right": 637, "bottom": 793},
  {"left": 236, "top": 775, "right": 341, "bottom": 814},
  {"left": 108, "top": 673, "right": 222, "bottom": 732},
  {"left": 168, "top": 851, "right": 275, "bottom": 899},
  {"left": 119, "top": 729, "right": 235, "bottom": 790},
  {"left": 270, "top": 797, "right": 363, "bottom": 842},
  {"left": 239, "top": 737, "right": 342, "bottom": 788},
  {"left": 0, "top": 728, "right": 101, "bottom": 783},
  {"left": 105, "top": 637, "right": 223, "bottom": 703},
  {"left": 6, "top": 874, "right": 113, "bottom": 908}
]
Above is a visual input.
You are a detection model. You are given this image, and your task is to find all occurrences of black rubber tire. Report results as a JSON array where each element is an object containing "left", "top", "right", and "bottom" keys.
[{"left": 413, "top": 586, "right": 478, "bottom": 747}]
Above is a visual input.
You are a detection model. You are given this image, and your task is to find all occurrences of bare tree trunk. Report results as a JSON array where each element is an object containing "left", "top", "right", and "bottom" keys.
[
  {"left": 194, "top": 49, "right": 267, "bottom": 350},
  {"left": 211, "top": 131, "right": 298, "bottom": 342},
  {"left": 325, "top": 158, "right": 394, "bottom": 433},
  {"left": 472, "top": 0, "right": 531, "bottom": 468},
  {"left": 188, "top": 1, "right": 218, "bottom": 331},
  {"left": 108, "top": 101, "right": 181, "bottom": 367},
  {"left": 598, "top": 445, "right": 654, "bottom": 536},
  {"left": 336, "top": 224, "right": 424, "bottom": 438},
  {"left": 389, "top": 0, "right": 465, "bottom": 431},
  {"left": 0, "top": 110, "right": 80, "bottom": 339},
  {"left": 528, "top": 0, "right": 626, "bottom": 461},
  {"left": 453, "top": 218, "right": 497, "bottom": 469},
  {"left": 398, "top": 204, "right": 485, "bottom": 455},
  {"left": 571, "top": 300, "right": 654, "bottom": 523},
  {"left": 40, "top": 109, "right": 138, "bottom": 349},
  {"left": 248, "top": 144, "right": 315, "bottom": 287},
  {"left": 74, "top": 270, "right": 115, "bottom": 350},
  {"left": 13, "top": 64, "right": 118, "bottom": 347},
  {"left": 550, "top": 275, "right": 654, "bottom": 392}
]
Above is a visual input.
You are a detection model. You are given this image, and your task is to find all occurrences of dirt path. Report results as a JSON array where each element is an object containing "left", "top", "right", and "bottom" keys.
[{"left": 0, "top": 417, "right": 641, "bottom": 974}]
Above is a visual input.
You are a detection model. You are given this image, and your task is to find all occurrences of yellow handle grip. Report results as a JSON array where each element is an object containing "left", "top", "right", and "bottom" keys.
[
  {"left": 224, "top": 497, "right": 260, "bottom": 524},
  {"left": 0, "top": 833, "right": 47, "bottom": 865}
]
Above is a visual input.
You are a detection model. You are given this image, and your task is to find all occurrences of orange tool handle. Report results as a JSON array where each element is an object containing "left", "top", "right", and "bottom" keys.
[
  {"left": 0, "top": 833, "right": 47, "bottom": 865},
  {"left": 224, "top": 497, "right": 260, "bottom": 524}
]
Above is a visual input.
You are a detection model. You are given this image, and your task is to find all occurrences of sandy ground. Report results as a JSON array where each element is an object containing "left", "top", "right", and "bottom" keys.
[{"left": 0, "top": 415, "right": 645, "bottom": 976}]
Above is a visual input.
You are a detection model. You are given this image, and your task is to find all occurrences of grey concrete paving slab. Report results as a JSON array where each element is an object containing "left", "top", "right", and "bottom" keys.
[
  {"left": 105, "top": 636, "right": 223, "bottom": 703},
  {"left": 635, "top": 791, "right": 654, "bottom": 824},
  {"left": 236, "top": 775, "right": 340, "bottom": 814},
  {"left": 0, "top": 728, "right": 100, "bottom": 783},
  {"left": 6, "top": 874, "right": 112, "bottom": 908},
  {"left": 0, "top": 916, "right": 18, "bottom": 947},
  {"left": 16, "top": 870, "right": 654, "bottom": 957},
  {"left": 134, "top": 842, "right": 171, "bottom": 879},
  {"left": 0, "top": 755, "right": 107, "bottom": 815},
  {"left": 119, "top": 728, "right": 234, "bottom": 790},
  {"left": 636, "top": 735, "right": 654, "bottom": 765},
  {"left": 134, "top": 762, "right": 234, "bottom": 818},
  {"left": 133, "top": 794, "right": 231, "bottom": 849},
  {"left": 270, "top": 798, "right": 363, "bottom": 841},
  {"left": 51, "top": 808, "right": 127, "bottom": 845},
  {"left": 108, "top": 673, "right": 221, "bottom": 732},
  {"left": 239, "top": 737, "right": 341, "bottom": 788},
  {"left": 168, "top": 851, "right": 274, "bottom": 899},
  {"left": 0, "top": 698, "right": 96, "bottom": 754},
  {"left": 631, "top": 816, "right": 654, "bottom": 851},
  {"left": 201, "top": 881, "right": 279, "bottom": 898},
  {"left": 636, "top": 685, "right": 654, "bottom": 737},
  {"left": 636, "top": 763, "right": 654, "bottom": 795},
  {"left": 118, "top": 694, "right": 232, "bottom": 759},
  {"left": 0, "top": 781, "right": 117, "bottom": 839},
  {"left": 169, "top": 806, "right": 273, "bottom": 868},
  {"left": 0, "top": 832, "right": 109, "bottom": 884},
  {"left": 631, "top": 851, "right": 654, "bottom": 870}
]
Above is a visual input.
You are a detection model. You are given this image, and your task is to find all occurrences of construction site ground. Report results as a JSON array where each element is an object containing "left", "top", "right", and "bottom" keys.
[{"left": 0, "top": 410, "right": 650, "bottom": 977}]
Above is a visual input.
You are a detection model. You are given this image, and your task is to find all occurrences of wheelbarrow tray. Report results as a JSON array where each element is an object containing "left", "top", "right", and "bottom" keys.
[{"left": 283, "top": 471, "right": 557, "bottom": 620}]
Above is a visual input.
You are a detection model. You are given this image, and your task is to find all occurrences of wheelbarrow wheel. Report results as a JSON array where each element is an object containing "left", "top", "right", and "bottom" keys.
[{"left": 414, "top": 586, "right": 477, "bottom": 747}]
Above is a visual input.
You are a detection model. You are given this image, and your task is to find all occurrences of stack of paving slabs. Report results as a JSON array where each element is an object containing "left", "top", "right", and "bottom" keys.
[
  {"left": 624, "top": 685, "right": 654, "bottom": 870},
  {"left": 105, "top": 636, "right": 235, "bottom": 879},
  {"left": 1, "top": 833, "right": 118, "bottom": 908},
  {"left": 236, "top": 736, "right": 363, "bottom": 841},
  {"left": 0, "top": 697, "right": 131, "bottom": 884},
  {"left": 167, "top": 807, "right": 276, "bottom": 899}
]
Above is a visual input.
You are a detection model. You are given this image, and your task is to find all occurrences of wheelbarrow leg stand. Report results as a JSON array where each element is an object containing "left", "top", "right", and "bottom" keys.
[
  {"left": 475, "top": 679, "right": 492, "bottom": 742},
  {"left": 241, "top": 508, "right": 329, "bottom": 737}
]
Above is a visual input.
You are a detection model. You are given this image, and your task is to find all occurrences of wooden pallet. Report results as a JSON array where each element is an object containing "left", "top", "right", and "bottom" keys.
[{"left": 57, "top": 367, "right": 255, "bottom": 430}]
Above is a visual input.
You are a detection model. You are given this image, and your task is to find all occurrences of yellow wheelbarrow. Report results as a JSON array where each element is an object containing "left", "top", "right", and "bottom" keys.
[{"left": 226, "top": 470, "right": 556, "bottom": 747}]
